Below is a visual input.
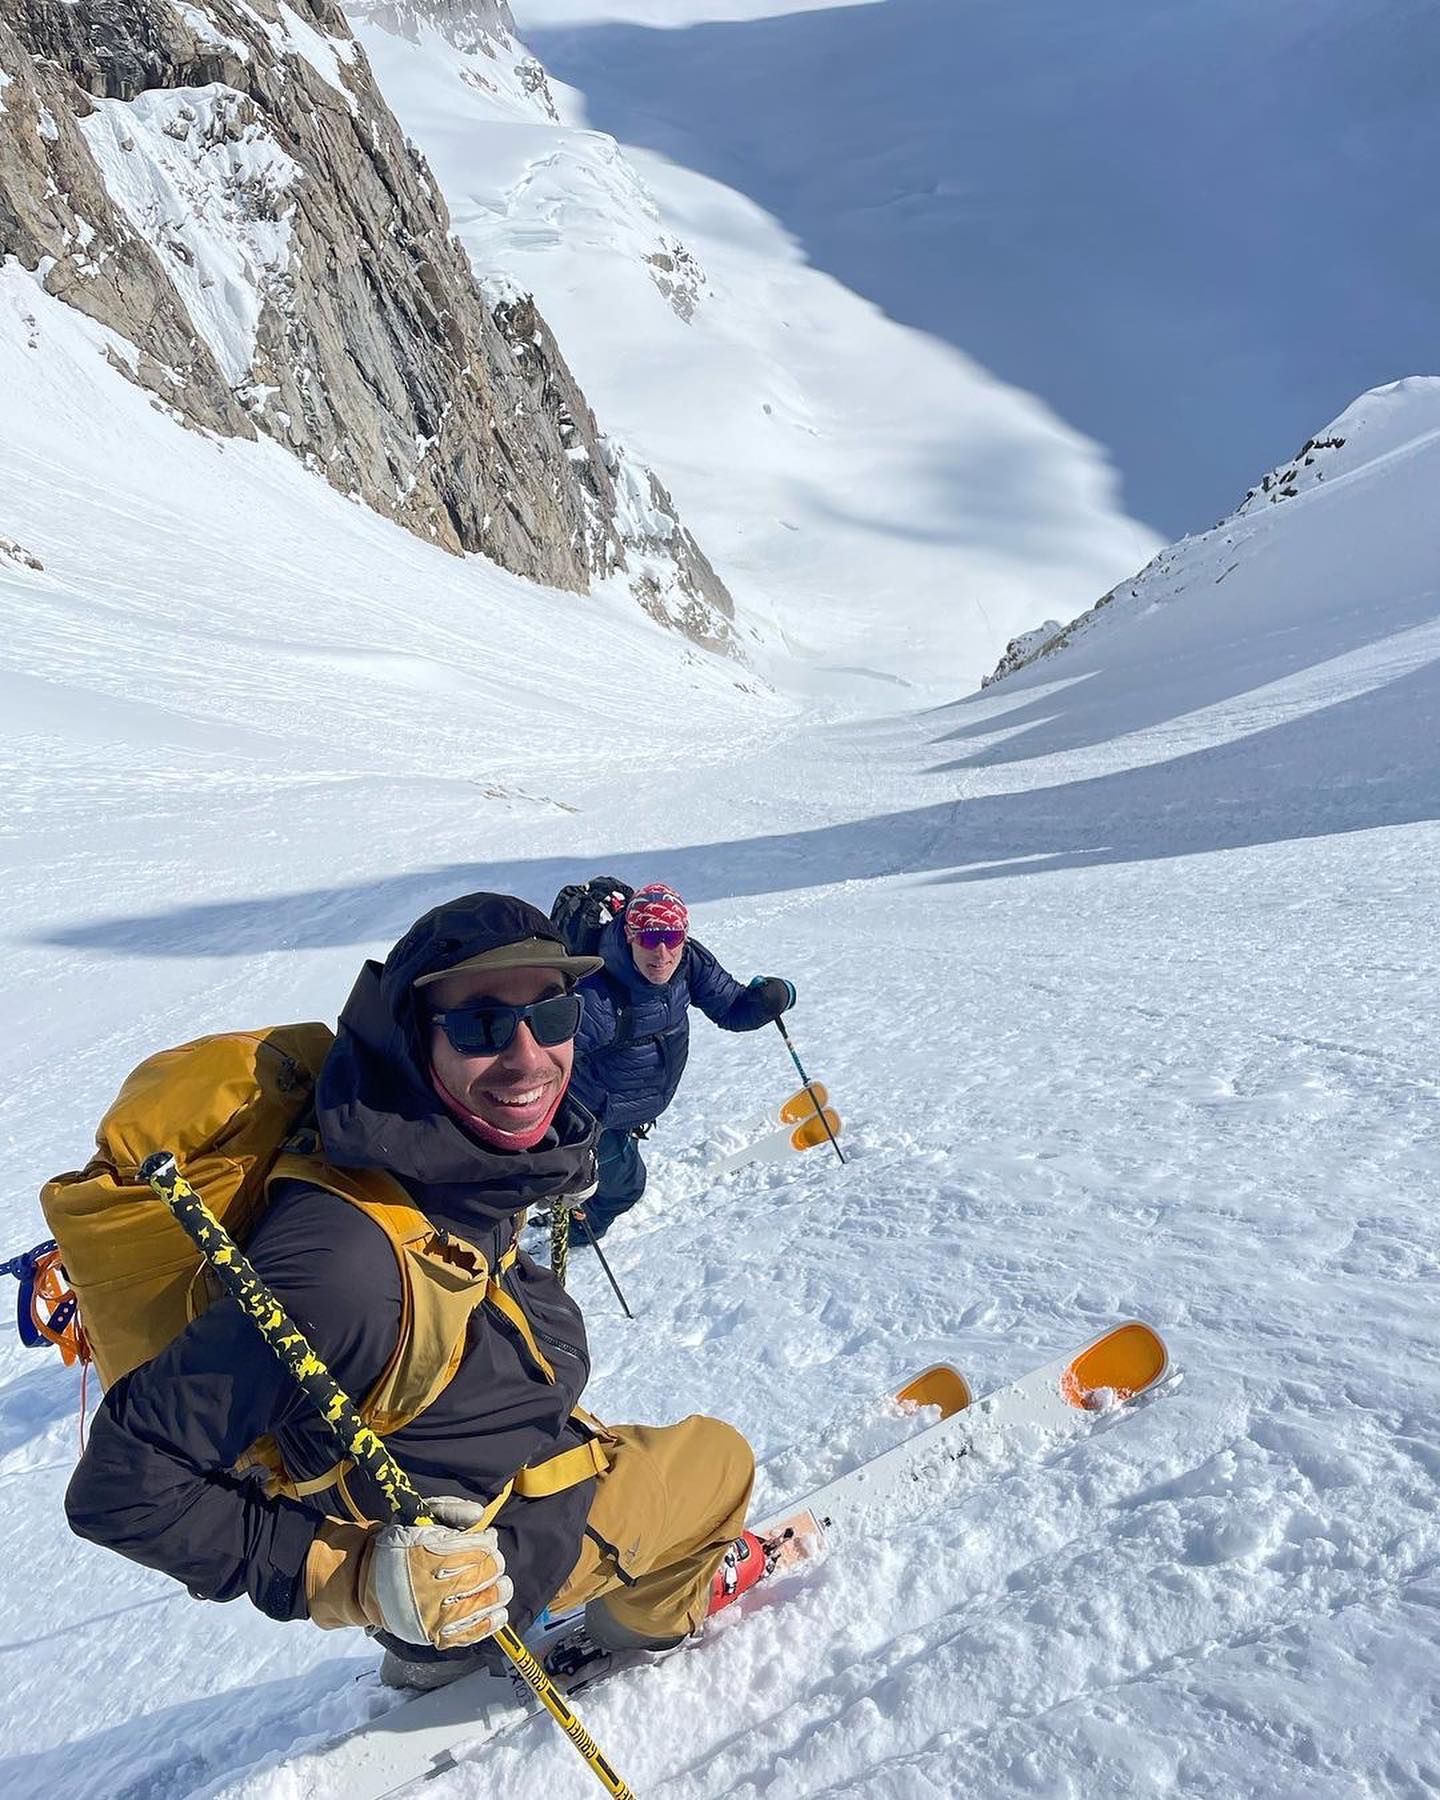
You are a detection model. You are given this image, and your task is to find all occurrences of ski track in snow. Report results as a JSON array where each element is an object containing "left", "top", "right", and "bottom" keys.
[{"left": 4, "top": 230, "right": 1440, "bottom": 1800}]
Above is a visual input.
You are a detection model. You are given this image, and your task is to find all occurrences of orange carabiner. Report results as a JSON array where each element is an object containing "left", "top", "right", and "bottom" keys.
[{"left": 28, "top": 1248, "right": 89, "bottom": 1368}]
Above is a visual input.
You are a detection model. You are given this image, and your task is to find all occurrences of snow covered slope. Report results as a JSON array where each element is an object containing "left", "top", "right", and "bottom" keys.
[
  {"left": 515, "top": 0, "right": 1440, "bottom": 540},
  {"left": 2, "top": 254, "right": 1438, "bottom": 1800},
  {"left": 977, "top": 379, "right": 1440, "bottom": 839},
  {"left": 348, "top": 0, "right": 1156, "bottom": 689}
]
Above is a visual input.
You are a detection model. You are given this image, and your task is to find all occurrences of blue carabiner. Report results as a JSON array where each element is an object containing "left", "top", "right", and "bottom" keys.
[{"left": 2, "top": 1240, "right": 60, "bottom": 1349}]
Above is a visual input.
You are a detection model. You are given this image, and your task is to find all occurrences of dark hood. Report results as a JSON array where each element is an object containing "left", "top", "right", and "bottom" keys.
[{"left": 316, "top": 953, "right": 599, "bottom": 1224}]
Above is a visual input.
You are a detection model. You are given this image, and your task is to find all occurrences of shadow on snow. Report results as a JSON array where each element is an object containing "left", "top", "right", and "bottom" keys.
[
  {"left": 525, "top": 0, "right": 1440, "bottom": 536},
  {"left": 40, "top": 655, "right": 1440, "bottom": 958}
]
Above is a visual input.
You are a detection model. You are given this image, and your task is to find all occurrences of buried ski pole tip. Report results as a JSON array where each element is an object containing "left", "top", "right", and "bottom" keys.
[{"left": 773, "top": 1019, "right": 845, "bottom": 1165}]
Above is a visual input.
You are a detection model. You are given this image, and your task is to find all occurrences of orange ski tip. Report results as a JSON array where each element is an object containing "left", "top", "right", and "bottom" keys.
[
  {"left": 790, "top": 1109, "right": 842, "bottom": 1151},
  {"left": 1060, "top": 1320, "right": 1169, "bottom": 1409},
  {"left": 896, "top": 1364, "right": 973, "bottom": 1419},
  {"left": 780, "top": 1082, "right": 828, "bottom": 1123}
]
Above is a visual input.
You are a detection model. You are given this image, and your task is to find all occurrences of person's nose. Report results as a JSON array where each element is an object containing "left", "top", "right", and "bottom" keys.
[{"left": 497, "top": 1022, "right": 549, "bottom": 1075}]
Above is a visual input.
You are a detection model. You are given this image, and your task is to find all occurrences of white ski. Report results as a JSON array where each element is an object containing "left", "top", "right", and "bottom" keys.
[{"left": 258, "top": 1324, "right": 1167, "bottom": 1799}]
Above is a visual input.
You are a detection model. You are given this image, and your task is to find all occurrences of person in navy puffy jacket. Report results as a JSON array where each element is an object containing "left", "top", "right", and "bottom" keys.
[{"left": 567, "top": 883, "right": 795, "bottom": 1239}]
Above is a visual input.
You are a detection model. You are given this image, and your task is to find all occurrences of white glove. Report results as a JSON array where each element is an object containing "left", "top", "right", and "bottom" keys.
[{"left": 362, "top": 1497, "right": 512, "bottom": 1648}]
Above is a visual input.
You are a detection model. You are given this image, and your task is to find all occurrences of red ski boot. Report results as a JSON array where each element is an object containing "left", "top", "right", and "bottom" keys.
[{"left": 706, "top": 1529, "right": 770, "bottom": 1618}]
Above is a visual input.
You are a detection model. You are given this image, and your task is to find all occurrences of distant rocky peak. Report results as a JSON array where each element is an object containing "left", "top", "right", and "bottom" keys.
[
  {"left": 348, "top": 0, "right": 559, "bottom": 118},
  {"left": 1237, "top": 377, "right": 1440, "bottom": 517}
]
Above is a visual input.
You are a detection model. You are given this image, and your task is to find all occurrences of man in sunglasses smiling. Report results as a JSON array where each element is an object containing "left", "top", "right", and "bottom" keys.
[
  {"left": 67, "top": 891, "right": 760, "bottom": 1693},
  {"left": 568, "top": 882, "right": 796, "bottom": 1240}
]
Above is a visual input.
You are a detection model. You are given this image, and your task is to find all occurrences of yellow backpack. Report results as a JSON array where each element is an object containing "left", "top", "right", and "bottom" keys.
[
  {"left": 34, "top": 1027, "right": 608, "bottom": 1517},
  {"left": 41, "top": 1025, "right": 334, "bottom": 1385}
]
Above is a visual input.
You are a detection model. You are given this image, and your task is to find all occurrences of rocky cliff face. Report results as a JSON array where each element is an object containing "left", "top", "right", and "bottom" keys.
[{"left": 0, "top": 0, "right": 735, "bottom": 644}]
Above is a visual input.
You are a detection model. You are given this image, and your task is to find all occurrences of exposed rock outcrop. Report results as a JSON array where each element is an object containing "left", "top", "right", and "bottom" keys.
[
  {"left": 0, "top": 8, "right": 256, "bottom": 436},
  {"left": 488, "top": 288, "right": 734, "bottom": 649},
  {"left": 1239, "top": 432, "right": 1347, "bottom": 512},
  {"left": 980, "top": 617, "right": 1065, "bottom": 689},
  {"left": 982, "top": 548, "right": 1183, "bottom": 688},
  {"left": 0, "top": 0, "right": 735, "bottom": 644}
]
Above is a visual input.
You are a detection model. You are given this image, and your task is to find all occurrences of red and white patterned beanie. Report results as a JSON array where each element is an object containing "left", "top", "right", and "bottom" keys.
[{"left": 624, "top": 883, "right": 689, "bottom": 939}]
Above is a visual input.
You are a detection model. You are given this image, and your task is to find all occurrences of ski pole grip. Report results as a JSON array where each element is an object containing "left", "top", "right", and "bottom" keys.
[{"left": 139, "top": 1151, "right": 637, "bottom": 1796}]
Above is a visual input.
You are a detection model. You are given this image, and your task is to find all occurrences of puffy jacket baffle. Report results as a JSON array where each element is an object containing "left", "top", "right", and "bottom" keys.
[{"left": 568, "top": 917, "right": 782, "bottom": 1132}]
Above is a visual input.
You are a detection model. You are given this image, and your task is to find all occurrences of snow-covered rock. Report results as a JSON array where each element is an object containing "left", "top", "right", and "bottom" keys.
[
  {"left": 0, "top": 0, "right": 734, "bottom": 641},
  {"left": 983, "top": 378, "right": 1440, "bottom": 690},
  {"left": 1237, "top": 377, "right": 1440, "bottom": 516}
]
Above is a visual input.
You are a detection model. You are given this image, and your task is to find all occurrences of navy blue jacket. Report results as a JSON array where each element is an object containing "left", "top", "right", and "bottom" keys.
[{"left": 569, "top": 921, "right": 782, "bottom": 1131}]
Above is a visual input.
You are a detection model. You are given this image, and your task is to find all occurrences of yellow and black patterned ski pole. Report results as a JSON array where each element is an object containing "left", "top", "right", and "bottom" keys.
[
  {"left": 550, "top": 1204, "right": 571, "bottom": 1287},
  {"left": 139, "top": 1151, "right": 637, "bottom": 1800}
]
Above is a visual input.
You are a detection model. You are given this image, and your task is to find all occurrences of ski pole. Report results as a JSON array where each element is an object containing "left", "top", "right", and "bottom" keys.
[
  {"left": 550, "top": 1205, "right": 570, "bottom": 1287},
  {"left": 574, "top": 1210, "right": 634, "bottom": 1321},
  {"left": 774, "top": 1018, "right": 845, "bottom": 1165},
  {"left": 139, "top": 1152, "right": 636, "bottom": 1800}
]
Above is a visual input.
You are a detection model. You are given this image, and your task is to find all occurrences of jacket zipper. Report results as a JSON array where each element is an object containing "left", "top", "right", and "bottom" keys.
[{"left": 498, "top": 1265, "right": 581, "bottom": 1366}]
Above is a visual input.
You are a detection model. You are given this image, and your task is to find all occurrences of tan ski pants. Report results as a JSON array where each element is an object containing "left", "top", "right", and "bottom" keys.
[{"left": 551, "top": 1415, "right": 754, "bottom": 1646}]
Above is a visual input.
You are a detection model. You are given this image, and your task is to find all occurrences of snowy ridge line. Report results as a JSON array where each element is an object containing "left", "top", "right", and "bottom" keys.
[{"left": 984, "top": 377, "right": 1440, "bottom": 693}]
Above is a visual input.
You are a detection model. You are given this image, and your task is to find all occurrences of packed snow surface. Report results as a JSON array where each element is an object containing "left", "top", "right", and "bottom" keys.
[{"left": 2, "top": 235, "right": 1439, "bottom": 1796}]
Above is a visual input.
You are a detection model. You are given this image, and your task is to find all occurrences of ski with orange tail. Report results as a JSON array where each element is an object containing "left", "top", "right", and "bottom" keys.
[
  {"left": 271, "top": 1329, "right": 1166, "bottom": 1798},
  {"left": 782, "top": 1320, "right": 1169, "bottom": 1534}
]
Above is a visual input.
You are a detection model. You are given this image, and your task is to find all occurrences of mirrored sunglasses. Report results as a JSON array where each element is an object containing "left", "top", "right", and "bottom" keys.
[
  {"left": 630, "top": 927, "right": 686, "bottom": 950},
  {"left": 431, "top": 991, "right": 582, "bottom": 1057}
]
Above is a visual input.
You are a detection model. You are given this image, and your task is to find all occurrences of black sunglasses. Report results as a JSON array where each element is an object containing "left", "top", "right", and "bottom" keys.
[{"left": 430, "top": 991, "right": 583, "bottom": 1057}]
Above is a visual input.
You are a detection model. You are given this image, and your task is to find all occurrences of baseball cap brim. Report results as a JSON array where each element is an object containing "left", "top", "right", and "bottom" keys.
[{"left": 412, "top": 935, "right": 603, "bottom": 988}]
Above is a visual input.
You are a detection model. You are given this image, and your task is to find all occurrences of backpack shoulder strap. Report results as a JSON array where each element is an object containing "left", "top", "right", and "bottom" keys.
[
  {"left": 251, "top": 1158, "right": 599, "bottom": 1518},
  {"left": 270, "top": 1155, "right": 434, "bottom": 1253},
  {"left": 264, "top": 1154, "right": 493, "bottom": 1453}
]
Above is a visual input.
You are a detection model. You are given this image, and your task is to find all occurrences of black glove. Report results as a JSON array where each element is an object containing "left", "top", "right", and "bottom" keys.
[{"left": 748, "top": 976, "right": 796, "bottom": 1019}]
